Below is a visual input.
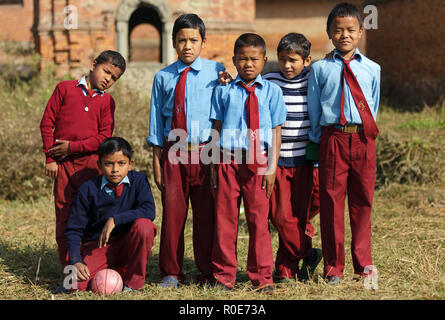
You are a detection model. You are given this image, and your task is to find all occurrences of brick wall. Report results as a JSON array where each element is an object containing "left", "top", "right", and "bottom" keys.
[
  {"left": 254, "top": 0, "right": 367, "bottom": 63},
  {"left": 0, "top": 0, "right": 34, "bottom": 42},
  {"left": 366, "top": 0, "right": 445, "bottom": 106}
]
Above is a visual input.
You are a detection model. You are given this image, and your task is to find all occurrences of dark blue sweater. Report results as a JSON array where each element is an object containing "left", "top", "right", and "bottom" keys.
[{"left": 65, "top": 170, "right": 156, "bottom": 264}]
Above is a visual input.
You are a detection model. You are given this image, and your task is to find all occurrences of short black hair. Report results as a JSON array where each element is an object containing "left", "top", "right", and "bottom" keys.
[
  {"left": 327, "top": 2, "right": 363, "bottom": 32},
  {"left": 277, "top": 33, "right": 311, "bottom": 60},
  {"left": 234, "top": 33, "right": 266, "bottom": 56},
  {"left": 94, "top": 50, "right": 126, "bottom": 74},
  {"left": 172, "top": 13, "right": 206, "bottom": 41},
  {"left": 98, "top": 137, "right": 133, "bottom": 161}
]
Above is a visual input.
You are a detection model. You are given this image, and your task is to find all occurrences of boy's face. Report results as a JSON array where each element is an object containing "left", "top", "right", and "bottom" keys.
[
  {"left": 233, "top": 46, "right": 267, "bottom": 86},
  {"left": 89, "top": 61, "right": 123, "bottom": 91},
  {"left": 173, "top": 28, "right": 205, "bottom": 66},
  {"left": 328, "top": 16, "right": 363, "bottom": 59},
  {"left": 98, "top": 151, "right": 132, "bottom": 185},
  {"left": 278, "top": 50, "right": 311, "bottom": 79}
]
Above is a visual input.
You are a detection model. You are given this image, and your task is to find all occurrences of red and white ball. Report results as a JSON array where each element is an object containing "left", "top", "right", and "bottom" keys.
[{"left": 91, "top": 269, "right": 123, "bottom": 295}]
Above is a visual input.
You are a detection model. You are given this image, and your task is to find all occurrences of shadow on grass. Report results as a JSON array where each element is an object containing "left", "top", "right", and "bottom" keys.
[
  {"left": 0, "top": 239, "right": 60, "bottom": 290},
  {"left": 0, "top": 238, "right": 205, "bottom": 292}
]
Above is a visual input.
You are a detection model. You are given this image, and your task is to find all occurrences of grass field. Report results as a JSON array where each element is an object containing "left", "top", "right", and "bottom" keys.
[{"left": 0, "top": 65, "right": 444, "bottom": 300}]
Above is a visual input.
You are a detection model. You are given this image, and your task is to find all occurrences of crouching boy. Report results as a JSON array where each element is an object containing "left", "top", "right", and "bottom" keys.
[{"left": 64, "top": 137, "right": 157, "bottom": 292}]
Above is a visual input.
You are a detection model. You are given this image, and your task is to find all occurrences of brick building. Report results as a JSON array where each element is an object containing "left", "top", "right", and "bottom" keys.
[{"left": 0, "top": 0, "right": 443, "bottom": 104}]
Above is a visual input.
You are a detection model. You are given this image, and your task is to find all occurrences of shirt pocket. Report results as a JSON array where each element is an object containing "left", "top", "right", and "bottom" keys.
[{"left": 193, "top": 87, "right": 214, "bottom": 119}]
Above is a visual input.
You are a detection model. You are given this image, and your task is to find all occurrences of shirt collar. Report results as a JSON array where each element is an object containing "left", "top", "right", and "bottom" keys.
[
  {"left": 101, "top": 175, "right": 130, "bottom": 190},
  {"left": 234, "top": 73, "right": 264, "bottom": 88},
  {"left": 76, "top": 76, "right": 105, "bottom": 96},
  {"left": 333, "top": 48, "right": 363, "bottom": 62},
  {"left": 176, "top": 55, "right": 202, "bottom": 74}
]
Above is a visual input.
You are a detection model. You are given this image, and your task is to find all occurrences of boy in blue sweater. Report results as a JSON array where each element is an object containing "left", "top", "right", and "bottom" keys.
[{"left": 65, "top": 137, "right": 157, "bottom": 292}]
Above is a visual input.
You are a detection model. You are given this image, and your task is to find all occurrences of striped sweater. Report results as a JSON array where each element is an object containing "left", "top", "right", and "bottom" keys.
[{"left": 263, "top": 68, "right": 310, "bottom": 167}]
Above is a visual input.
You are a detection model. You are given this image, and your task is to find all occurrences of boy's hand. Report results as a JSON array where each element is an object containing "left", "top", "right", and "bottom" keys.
[
  {"left": 209, "top": 164, "right": 217, "bottom": 198},
  {"left": 99, "top": 217, "right": 115, "bottom": 248},
  {"left": 48, "top": 139, "right": 71, "bottom": 160},
  {"left": 153, "top": 146, "right": 164, "bottom": 192},
  {"left": 74, "top": 262, "right": 90, "bottom": 281},
  {"left": 261, "top": 172, "right": 276, "bottom": 199},
  {"left": 153, "top": 166, "right": 164, "bottom": 192},
  {"left": 45, "top": 162, "right": 58, "bottom": 178},
  {"left": 218, "top": 71, "right": 233, "bottom": 85}
]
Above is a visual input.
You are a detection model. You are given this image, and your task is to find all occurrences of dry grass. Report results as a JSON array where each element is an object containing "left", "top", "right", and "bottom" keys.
[{"left": 0, "top": 63, "right": 444, "bottom": 300}]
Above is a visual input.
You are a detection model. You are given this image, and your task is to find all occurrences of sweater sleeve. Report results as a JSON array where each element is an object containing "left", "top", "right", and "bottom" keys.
[
  {"left": 112, "top": 174, "right": 156, "bottom": 226},
  {"left": 40, "top": 84, "right": 64, "bottom": 163},
  {"left": 65, "top": 186, "right": 91, "bottom": 265},
  {"left": 69, "top": 95, "right": 116, "bottom": 154}
]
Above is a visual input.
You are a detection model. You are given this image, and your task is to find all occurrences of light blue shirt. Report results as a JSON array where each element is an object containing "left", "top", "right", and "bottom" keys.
[
  {"left": 77, "top": 76, "right": 104, "bottom": 97},
  {"left": 146, "top": 56, "right": 225, "bottom": 147},
  {"left": 101, "top": 175, "right": 130, "bottom": 198},
  {"left": 210, "top": 74, "right": 287, "bottom": 151},
  {"left": 307, "top": 48, "right": 381, "bottom": 143}
]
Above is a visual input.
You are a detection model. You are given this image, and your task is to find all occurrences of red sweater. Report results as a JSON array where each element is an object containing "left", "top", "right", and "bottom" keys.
[{"left": 40, "top": 80, "right": 115, "bottom": 163}]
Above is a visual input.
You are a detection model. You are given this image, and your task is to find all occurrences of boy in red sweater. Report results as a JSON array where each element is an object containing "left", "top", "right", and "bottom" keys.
[{"left": 40, "top": 50, "right": 126, "bottom": 291}]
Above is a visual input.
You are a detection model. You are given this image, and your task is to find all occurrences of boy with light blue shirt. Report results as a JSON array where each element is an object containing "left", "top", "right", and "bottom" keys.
[
  {"left": 210, "top": 33, "right": 287, "bottom": 292},
  {"left": 307, "top": 2, "right": 381, "bottom": 285},
  {"left": 307, "top": 47, "right": 380, "bottom": 144},
  {"left": 146, "top": 14, "right": 225, "bottom": 288}
]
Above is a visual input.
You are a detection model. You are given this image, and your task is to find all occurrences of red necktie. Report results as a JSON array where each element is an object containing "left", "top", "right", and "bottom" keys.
[
  {"left": 238, "top": 82, "right": 267, "bottom": 173},
  {"left": 171, "top": 67, "right": 191, "bottom": 133},
  {"left": 106, "top": 183, "right": 124, "bottom": 198},
  {"left": 339, "top": 56, "right": 379, "bottom": 140}
]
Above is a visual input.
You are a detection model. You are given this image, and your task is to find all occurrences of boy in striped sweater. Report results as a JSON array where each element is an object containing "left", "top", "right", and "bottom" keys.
[{"left": 263, "top": 33, "right": 322, "bottom": 283}]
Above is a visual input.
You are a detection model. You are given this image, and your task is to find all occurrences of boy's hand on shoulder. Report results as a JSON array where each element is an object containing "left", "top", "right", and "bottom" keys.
[
  {"left": 99, "top": 217, "right": 115, "bottom": 248},
  {"left": 218, "top": 71, "right": 233, "bottom": 85},
  {"left": 262, "top": 172, "right": 276, "bottom": 199},
  {"left": 74, "top": 262, "right": 90, "bottom": 281},
  {"left": 45, "top": 162, "right": 58, "bottom": 178},
  {"left": 48, "top": 139, "right": 71, "bottom": 160},
  {"left": 325, "top": 50, "right": 335, "bottom": 60}
]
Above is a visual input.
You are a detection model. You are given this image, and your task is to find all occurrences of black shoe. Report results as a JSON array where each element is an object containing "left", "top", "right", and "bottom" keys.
[
  {"left": 298, "top": 248, "right": 323, "bottom": 282},
  {"left": 53, "top": 282, "right": 69, "bottom": 294},
  {"left": 212, "top": 281, "right": 233, "bottom": 291},
  {"left": 257, "top": 285, "right": 274, "bottom": 295}
]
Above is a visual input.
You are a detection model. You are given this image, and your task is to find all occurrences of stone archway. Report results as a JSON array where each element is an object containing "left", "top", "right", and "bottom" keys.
[{"left": 116, "top": 0, "right": 175, "bottom": 66}]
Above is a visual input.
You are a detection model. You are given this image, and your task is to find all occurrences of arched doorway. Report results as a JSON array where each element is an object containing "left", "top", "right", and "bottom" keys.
[
  {"left": 129, "top": 6, "right": 162, "bottom": 62},
  {"left": 116, "top": 0, "right": 174, "bottom": 66}
]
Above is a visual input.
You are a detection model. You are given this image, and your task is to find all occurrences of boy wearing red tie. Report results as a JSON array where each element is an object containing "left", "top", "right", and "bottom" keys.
[
  {"left": 146, "top": 14, "right": 225, "bottom": 288},
  {"left": 40, "top": 51, "right": 125, "bottom": 292},
  {"left": 65, "top": 137, "right": 157, "bottom": 292},
  {"left": 210, "top": 33, "right": 287, "bottom": 292},
  {"left": 307, "top": 2, "right": 381, "bottom": 285}
]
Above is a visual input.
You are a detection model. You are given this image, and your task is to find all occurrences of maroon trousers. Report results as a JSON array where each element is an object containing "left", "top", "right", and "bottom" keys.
[
  {"left": 74, "top": 218, "right": 157, "bottom": 291},
  {"left": 269, "top": 164, "right": 313, "bottom": 279},
  {"left": 159, "top": 144, "right": 215, "bottom": 282},
  {"left": 212, "top": 159, "right": 273, "bottom": 288},
  {"left": 318, "top": 127, "right": 375, "bottom": 278},
  {"left": 54, "top": 154, "right": 100, "bottom": 269}
]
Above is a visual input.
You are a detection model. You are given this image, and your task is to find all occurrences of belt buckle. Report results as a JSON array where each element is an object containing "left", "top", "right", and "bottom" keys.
[
  {"left": 188, "top": 143, "right": 200, "bottom": 152},
  {"left": 344, "top": 125, "right": 357, "bottom": 133}
]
